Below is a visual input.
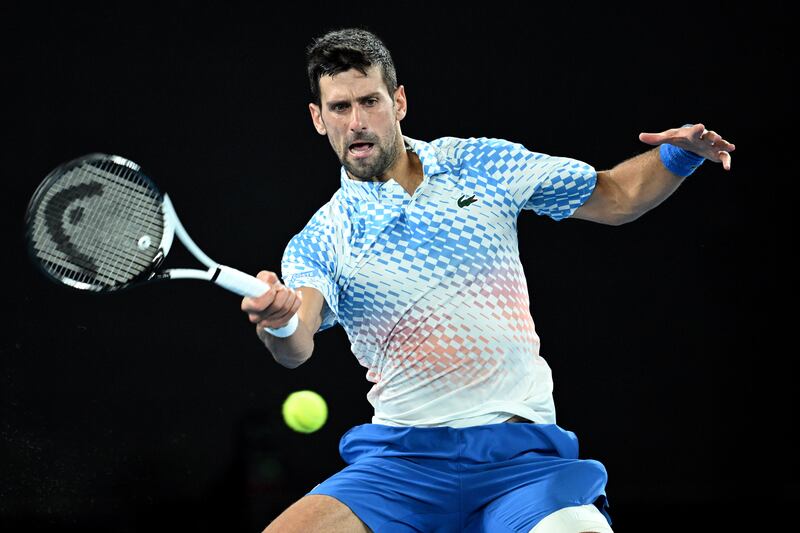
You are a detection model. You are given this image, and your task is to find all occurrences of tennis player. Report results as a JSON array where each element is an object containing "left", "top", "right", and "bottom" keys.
[{"left": 241, "top": 28, "right": 734, "bottom": 533}]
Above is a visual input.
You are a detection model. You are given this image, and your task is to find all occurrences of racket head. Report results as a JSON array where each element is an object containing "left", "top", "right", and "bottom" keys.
[{"left": 25, "top": 154, "right": 173, "bottom": 292}]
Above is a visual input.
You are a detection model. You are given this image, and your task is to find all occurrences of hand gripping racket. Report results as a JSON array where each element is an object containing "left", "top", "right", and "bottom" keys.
[{"left": 25, "top": 153, "right": 298, "bottom": 336}]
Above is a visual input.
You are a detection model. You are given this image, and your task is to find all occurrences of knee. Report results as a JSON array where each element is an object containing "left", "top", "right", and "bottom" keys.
[
  {"left": 262, "top": 494, "right": 371, "bottom": 533},
  {"left": 529, "top": 504, "right": 613, "bottom": 533}
]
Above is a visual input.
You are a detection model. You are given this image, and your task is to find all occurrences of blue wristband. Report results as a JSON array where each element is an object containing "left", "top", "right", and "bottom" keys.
[{"left": 659, "top": 143, "right": 705, "bottom": 178}]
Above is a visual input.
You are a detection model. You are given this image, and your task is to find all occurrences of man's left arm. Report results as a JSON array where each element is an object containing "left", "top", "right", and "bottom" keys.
[{"left": 571, "top": 123, "right": 735, "bottom": 225}]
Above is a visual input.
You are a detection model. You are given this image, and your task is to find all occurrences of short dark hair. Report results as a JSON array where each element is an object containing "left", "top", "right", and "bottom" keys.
[{"left": 306, "top": 28, "right": 398, "bottom": 106}]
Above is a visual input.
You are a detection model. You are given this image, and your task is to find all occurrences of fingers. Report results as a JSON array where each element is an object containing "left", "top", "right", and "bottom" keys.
[
  {"left": 256, "top": 270, "right": 279, "bottom": 292},
  {"left": 241, "top": 271, "right": 279, "bottom": 311},
  {"left": 256, "top": 290, "right": 299, "bottom": 329},
  {"left": 699, "top": 129, "right": 736, "bottom": 152},
  {"left": 643, "top": 124, "right": 735, "bottom": 170},
  {"left": 699, "top": 128, "right": 718, "bottom": 145},
  {"left": 718, "top": 151, "right": 732, "bottom": 171},
  {"left": 697, "top": 128, "right": 735, "bottom": 170},
  {"left": 240, "top": 270, "right": 303, "bottom": 328},
  {"left": 639, "top": 124, "right": 697, "bottom": 145}
]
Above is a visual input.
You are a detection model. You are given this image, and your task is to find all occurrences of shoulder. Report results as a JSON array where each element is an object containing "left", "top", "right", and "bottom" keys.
[
  {"left": 287, "top": 193, "right": 349, "bottom": 251},
  {"left": 429, "top": 136, "right": 520, "bottom": 150},
  {"left": 304, "top": 190, "right": 350, "bottom": 229},
  {"left": 429, "top": 136, "right": 536, "bottom": 166}
]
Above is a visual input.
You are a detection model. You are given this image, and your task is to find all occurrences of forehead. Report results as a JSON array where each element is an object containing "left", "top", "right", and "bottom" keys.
[{"left": 319, "top": 65, "right": 388, "bottom": 103}]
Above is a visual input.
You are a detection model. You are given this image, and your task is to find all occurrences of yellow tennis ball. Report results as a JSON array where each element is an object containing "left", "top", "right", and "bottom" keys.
[{"left": 282, "top": 390, "right": 328, "bottom": 433}]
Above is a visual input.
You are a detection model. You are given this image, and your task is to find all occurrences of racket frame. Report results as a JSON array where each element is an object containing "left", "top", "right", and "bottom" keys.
[{"left": 26, "top": 153, "right": 298, "bottom": 335}]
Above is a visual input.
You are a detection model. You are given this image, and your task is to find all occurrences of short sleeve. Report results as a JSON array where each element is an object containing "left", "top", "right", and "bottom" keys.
[
  {"left": 281, "top": 203, "right": 340, "bottom": 332},
  {"left": 468, "top": 138, "right": 597, "bottom": 221}
]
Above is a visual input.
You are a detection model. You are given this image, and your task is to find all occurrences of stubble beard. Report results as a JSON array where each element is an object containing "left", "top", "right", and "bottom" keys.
[{"left": 340, "top": 127, "right": 400, "bottom": 181}]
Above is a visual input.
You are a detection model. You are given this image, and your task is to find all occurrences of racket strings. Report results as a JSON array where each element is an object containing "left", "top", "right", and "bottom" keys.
[
  {"left": 29, "top": 158, "right": 166, "bottom": 290},
  {"left": 36, "top": 167, "right": 153, "bottom": 269},
  {"left": 42, "top": 163, "right": 162, "bottom": 276},
  {"left": 33, "top": 187, "right": 160, "bottom": 286},
  {"left": 32, "top": 204, "right": 155, "bottom": 286},
  {"left": 69, "top": 160, "right": 162, "bottom": 273}
]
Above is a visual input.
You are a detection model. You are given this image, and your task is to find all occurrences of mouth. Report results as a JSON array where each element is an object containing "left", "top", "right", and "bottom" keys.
[{"left": 348, "top": 142, "right": 375, "bottom": 159}]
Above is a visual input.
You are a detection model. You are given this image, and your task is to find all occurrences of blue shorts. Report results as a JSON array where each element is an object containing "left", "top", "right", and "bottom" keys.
[{"left": 307, "top": 422, "right": 610, "bottom": 532}]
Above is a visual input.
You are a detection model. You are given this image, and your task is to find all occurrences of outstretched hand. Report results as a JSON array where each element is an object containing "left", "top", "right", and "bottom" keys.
[{"left": 639, "top": 124, "right": 736, "bottom": 171}]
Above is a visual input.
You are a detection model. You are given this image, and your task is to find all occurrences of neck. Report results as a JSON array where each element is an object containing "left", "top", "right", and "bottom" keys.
[
  {"left": 347, "top": 139, "right": 423, "bottom": 195},
  {"left": 391, "top": 149, "right": 423, "bottom": 196}
]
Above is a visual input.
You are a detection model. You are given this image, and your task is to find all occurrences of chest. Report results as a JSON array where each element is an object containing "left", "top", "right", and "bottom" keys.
[{"left": 339, "top": 174, "right": 516, "bottom": 301}]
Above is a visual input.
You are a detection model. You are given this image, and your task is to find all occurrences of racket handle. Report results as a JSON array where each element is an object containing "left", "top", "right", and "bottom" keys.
[
  {"left": 214, "top": 265, "right": 272, "bottom": 297},
  {"left": 214, "top": 265, "right": 299, "bottom": 338}
]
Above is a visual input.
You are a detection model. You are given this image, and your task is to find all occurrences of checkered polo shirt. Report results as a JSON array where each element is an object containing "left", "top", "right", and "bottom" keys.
[{"left": 281, "top": 135, "right": 596, "bottom": 427}]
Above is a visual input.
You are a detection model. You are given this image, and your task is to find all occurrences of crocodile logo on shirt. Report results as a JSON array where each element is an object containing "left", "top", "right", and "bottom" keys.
[{"left": 457, "top": 194, "right": 478, "bottom": 208}]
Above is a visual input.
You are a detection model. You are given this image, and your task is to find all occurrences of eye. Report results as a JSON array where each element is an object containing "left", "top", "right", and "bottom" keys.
[
  {"left": 331, "top": 103, "right": 349, "bottom": 112},
  {"left": 365, "top": 98, "right": 378, "bottom": 106}
]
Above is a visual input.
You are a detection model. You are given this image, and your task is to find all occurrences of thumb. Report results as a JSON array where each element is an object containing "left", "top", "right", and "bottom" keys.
[
  {"left": 256, "top": 270, "right": 280, "bottom": 289},
  {"left": 638, "top": 132, "right": 665, "bottom": 146}
]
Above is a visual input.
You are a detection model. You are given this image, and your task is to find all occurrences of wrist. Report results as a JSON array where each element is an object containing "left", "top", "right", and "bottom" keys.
[
  {"left": 264, "top": 314, "right": 299, "bottom": 338},
  {"left": 659, "top": 143, "right": 705, "bottom": 178}
]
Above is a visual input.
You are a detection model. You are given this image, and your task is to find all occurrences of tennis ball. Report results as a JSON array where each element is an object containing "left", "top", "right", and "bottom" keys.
[{"left": 282, "top": 390, "right": 328, "bottom": 433}]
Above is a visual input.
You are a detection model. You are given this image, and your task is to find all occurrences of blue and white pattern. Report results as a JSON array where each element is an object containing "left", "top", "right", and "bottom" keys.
[{"left": 282, "top": 136, "right": 596, "bottom": 427}]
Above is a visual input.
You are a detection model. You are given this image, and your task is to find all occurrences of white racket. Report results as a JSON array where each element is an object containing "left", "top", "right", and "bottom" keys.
[{"left": 25, "top": 153, "right": 298, "bottom": 334}]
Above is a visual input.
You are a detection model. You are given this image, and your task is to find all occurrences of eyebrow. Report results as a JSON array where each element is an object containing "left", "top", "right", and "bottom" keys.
[{"left": 326, "top": 92, "right": 383, "bottom": 110}]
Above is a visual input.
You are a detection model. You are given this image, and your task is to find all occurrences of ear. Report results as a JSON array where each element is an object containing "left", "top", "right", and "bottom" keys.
[
  {"left": 394, "top": 85, "right": 407, "bottom": 122},
  {"left": 309, "top": 103, "right": 327, "bottom": 135}
]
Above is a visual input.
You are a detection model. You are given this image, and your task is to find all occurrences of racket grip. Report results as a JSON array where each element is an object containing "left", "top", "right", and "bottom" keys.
[
  {"left": 215, "top": 265, "right": 299, "bottom": 338},
  {"left": 214, "top": 265, "right": 272, "bottom": 297}
]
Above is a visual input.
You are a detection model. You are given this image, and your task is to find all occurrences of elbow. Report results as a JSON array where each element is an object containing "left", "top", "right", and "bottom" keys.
[
  {"left": 605, "top": 210, "right": 643, "bottom": 226},
  {"left": 592, "top": 171, "right": 644, "bottom": 226},
  {"left": 607, "top": 184, "right": 650, "bottom": 226},
  {"left": 276, "top": 358, "right": 306, "bottom": 369},
  {"left": 274, "top": 350, "right": 313, "bottom": 369},
  {"left": 597, "top": 198, "right": 643, "bottom": 226}
]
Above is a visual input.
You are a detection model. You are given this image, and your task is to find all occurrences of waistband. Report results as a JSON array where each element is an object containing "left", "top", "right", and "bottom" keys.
[{"left": 338, "top": 422, "right": 580, "bottom": 465}]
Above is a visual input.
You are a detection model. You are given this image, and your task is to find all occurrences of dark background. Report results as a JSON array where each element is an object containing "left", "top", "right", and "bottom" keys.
[{"left": 2, "top": 2, "right": 792, "bottom": 532}]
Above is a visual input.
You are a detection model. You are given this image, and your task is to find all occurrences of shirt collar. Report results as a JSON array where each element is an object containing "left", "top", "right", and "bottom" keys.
[{"left": 339, "top": 135, "right": 452, "bottom": 199}]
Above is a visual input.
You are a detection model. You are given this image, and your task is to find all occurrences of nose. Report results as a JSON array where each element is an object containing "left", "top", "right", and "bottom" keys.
[{"left": 348, "top": 105, "right": 366, "bottom": 132}]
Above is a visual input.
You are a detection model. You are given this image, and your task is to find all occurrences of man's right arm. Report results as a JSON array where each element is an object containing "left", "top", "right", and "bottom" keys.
[{"left": 241, "top": 271, "right": 325, "bottom": 369}]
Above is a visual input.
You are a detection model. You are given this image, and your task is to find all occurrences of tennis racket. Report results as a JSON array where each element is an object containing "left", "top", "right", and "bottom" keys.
[{"left": 25, "top": 153, "right": 298, "bottom": 333}]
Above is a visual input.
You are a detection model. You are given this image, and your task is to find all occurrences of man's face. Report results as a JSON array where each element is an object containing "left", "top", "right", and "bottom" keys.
[{"left": 309, "top": 66, "right": 407, "bottom": 180}]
